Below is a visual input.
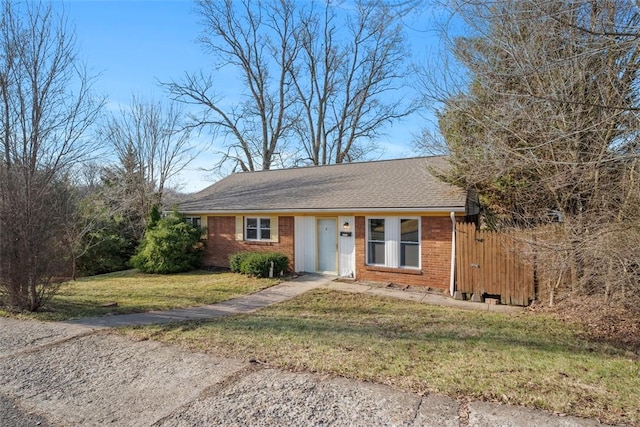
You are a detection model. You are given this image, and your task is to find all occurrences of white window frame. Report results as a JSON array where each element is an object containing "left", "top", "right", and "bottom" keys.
[
  {"left": 365, "top": 217, "right": 421, "bottom": 269},
  {"left": 245, "top": 217, "right": 271, "bottom": 241},
  {"left": 399, "top": 218, "right": 420, "bottom": 268},
  {"left": 184, "top": 216, "right": 201, "bottom": 228},
  {"left": 366, "top": 218, "right": 386, "bottom": 266}
]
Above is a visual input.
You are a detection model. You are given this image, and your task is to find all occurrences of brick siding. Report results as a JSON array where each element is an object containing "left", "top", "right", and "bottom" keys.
[
  {"left": 205, "top": 214, "right": 453, "bottom": 290},
  {"left": 354, "top": 216, "right": 453, "bottom": 290},
  {"left": 203, "top": 216, "right": 295, "bottom": 270}
]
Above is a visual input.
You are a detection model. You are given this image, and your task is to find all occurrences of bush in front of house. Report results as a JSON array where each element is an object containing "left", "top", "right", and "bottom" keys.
[
  {"left": 229, "top": 251, "right": 252, "bottom": 273},
  {"left": 229, "top": 252, "right": 289, "bottom": 278},
  {"left": 131, "top": 211, "right": 204, "bottom": 274}
]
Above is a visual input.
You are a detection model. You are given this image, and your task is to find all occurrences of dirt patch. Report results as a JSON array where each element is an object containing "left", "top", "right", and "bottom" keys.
[{"left": 531, "top": 295, "right": 640, "bottom": 355}]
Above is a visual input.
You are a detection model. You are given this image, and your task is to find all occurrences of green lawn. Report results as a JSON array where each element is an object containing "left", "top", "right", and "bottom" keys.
[
  {"left": 120, "top": 289, "right": 640, "bottom": 426},
  {"left": 0, "top": 270, "right": 280, "bottom": 321}
]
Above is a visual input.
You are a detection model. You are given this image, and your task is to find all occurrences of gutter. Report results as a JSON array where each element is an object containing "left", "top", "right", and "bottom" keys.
[
  {"left": 450, "top": 211, "right": 456, "bottom": 297},
  {"left": 179, "top": 207, "right": 467, "bottom": 215}
]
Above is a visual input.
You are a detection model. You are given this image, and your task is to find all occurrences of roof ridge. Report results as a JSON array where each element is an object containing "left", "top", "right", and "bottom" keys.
[{"left": 227, "top": 155, "right": 446, "bottom": 176}]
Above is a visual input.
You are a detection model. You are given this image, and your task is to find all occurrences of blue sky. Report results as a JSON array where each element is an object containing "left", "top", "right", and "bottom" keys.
[
  {"left": 57, "top": 0, "right": 445, "bottom": 193},
  {"left": 64, "top": 1, "right": 202, "bottom": 103}
]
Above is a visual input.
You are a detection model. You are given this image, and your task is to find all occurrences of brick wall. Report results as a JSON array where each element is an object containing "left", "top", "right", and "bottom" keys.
[
  {"left": 354, "top": 216, "right": 453, "bottom": 290},
  {"left": 205, "top": 214, "right": 453, "bottom": 290},
  {"left": 203, "top": 216, "right": 295, "bottom": 270}
]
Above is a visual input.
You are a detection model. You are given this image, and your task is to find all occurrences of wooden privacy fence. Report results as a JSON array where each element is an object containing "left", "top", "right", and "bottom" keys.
[{"left": 455, "top": 223, "right": 535, "bottom": 306}]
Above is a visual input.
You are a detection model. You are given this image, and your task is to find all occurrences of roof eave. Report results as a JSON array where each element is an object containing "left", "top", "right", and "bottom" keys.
[{"left": 179, "top": 206, "right": 467, "bottom": 215}]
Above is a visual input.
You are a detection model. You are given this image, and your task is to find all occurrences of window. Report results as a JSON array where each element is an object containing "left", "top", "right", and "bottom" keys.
[
  {"left": 400, "top": 219, "right": 419, "bottom": 267},
  {"left": 246, "top": 217, "right": 271, "bottom": 241},
  {"left": 184, "top": 216, "right": 201, "bottom": 228},
  {"left": 367, "top": 218, "right": 386, "bottom": 265},
  {"left": 366, "top": 217, "right": 420, "bottom": 269}
]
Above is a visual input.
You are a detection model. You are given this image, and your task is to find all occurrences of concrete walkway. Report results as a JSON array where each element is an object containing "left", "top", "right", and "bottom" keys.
[
  {"left": 325, "top": 280, "right": 524, "bottom": 313},
  {"left": 62, "top": 274, "right": 522, "bottom": 330},
  {"left": 62, "top": 273, "right": 333, "bottom": 329}
]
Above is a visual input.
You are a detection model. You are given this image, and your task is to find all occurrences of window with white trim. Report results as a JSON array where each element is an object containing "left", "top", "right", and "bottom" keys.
[
  {"left": 367, "top": 218, "right": 386, "bottom": 265},
  {"left": 366, "top": 217, "right": 420, "bottom": 269},
  {"left": 245, "top": 217, "right": 271, "bottom": 241},
  {"left": 184, "top": 216, "right": 201, "bottom": 228},
  {"left": 400, "top": 219, "right": 419, "bottom": 268}
]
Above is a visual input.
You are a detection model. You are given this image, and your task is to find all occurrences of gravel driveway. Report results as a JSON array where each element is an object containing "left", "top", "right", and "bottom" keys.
[{"left": 0, "top": 317, "right": 610, "bottom": 427}]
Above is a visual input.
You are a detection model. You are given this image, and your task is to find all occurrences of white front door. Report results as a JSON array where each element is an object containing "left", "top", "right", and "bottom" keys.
[
  {"left": 317, "top": 218, "right": 337, "bottom": 273},
  {"left": 338, "top": 215, "right": 355, "bottom": 277}
]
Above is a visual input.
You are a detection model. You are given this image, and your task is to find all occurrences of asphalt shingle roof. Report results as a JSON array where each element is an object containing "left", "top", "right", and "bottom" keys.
[{"left": 179, "top": 156, "right": 467, "bottom": 213}]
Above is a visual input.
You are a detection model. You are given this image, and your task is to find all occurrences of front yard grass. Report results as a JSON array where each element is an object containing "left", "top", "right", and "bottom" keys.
[
  {"left": 120, "top": 289, "right": 640, "bottom": 426},
  {"left": 0, "top": 269, "right": 279, "bottom": 321}
]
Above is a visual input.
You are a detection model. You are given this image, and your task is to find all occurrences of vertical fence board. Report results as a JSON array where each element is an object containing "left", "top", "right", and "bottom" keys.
[{"left": 455, "top": 223, "right": 535, "bottom": 306}]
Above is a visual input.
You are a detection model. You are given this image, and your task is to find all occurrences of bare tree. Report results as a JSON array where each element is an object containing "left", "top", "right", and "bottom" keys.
[
  {"left": 291, "top": 1, "right": 412, "bottom": 165},
  {"left": 0, "top": 2, "right": 103, "bottom": 311},
  {"left": 166, "top": 0, "right": 415, "bottom": 171},
  {"left": 431, "top": 0, "right": 640, "bottom": 303},
  {"left": 100, "top": 96, "right": 195, "bottom": 238},
  {"left": 166, "top": 0, "right": 299, "bottom": 172}
]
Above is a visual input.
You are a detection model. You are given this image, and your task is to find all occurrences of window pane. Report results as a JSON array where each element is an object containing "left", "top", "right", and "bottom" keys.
[
  {"left": 260, "top": 218, "right": 270, "bottom": 229},
  {"left": 401, "top": 219, "right": 418, "bottom": 242},
  {"left": 261, "top": 229, "right": 271, "bottom": 240},
  {"left": 368, "top": 242, "right": 385, "bottom": 265},
  {"left": 246, "top": 218, "right": 257, "bottom": 228},
  {"left": 246, "top": 228, "right": 257, "bottom": 239},
  {"left": 369, "top": 219, "right": 385, "bottom": 241},
  {"left": 401, "top": 243, "right": 419, "bottom": 267}
]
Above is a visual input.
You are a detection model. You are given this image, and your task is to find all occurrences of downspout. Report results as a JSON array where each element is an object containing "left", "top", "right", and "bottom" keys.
[{"left": 450, "top": 211, "right": 456, "bottom": 297}]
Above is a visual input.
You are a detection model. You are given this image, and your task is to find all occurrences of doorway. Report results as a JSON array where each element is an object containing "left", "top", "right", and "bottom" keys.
[{"left": 317, "top": 218, "right": 337, "bottom": 273}]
